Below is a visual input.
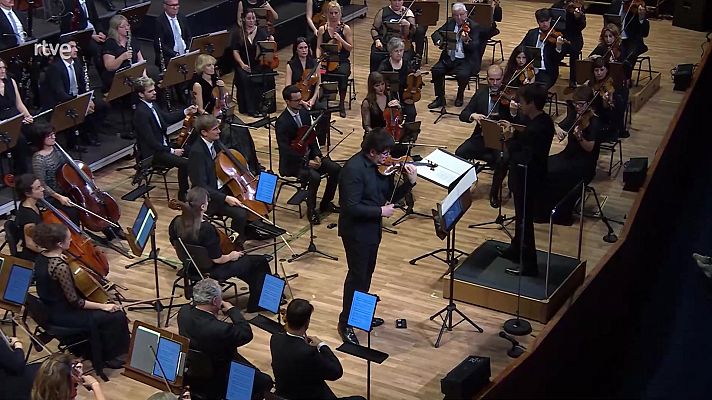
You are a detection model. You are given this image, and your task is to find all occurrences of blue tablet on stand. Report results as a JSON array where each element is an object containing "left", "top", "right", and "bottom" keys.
[{"left": 226, "top": 361, "right": 255, "bottom": 400}]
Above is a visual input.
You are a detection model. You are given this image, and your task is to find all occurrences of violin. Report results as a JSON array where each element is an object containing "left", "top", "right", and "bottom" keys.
[
  {"left": 593, "top": 77, "right": 616, "bottom": 108},
  {"left": 518, "top": 65, "right": 536, "bottom": 85},
  {"left": 177, "top": 91, "right": 197, "bottom": 148},
  {"left": 54, "top": 143, "right": 121, "bottom": 233},
  {"left": 211, "top": 70, "right": 231, "bottom": 117},
  {"left": 378, "top": 155, "right": 437, "bottom": 176},
  {"left": 214, "top": 141, "right": 271, "bottom": 222},
  {"left": 491, "top": 87, "right": 517, "bottom": 107},
  {"left": 38, "top": 198, "right": 110, "bottom": 277},
  {"left": 312, "top": 1, "right": 329, "bottom": 29},
  {"left": 217, "top": 229, "right": 242, "bottom": 255},
  {"left": 321, "top": 23, "right": 344, "bottom": 73},
  {"left": 574, "top": 109, "right": 595, "bottom": 133},
  {"left": 290, "top": 113, "right": 325, "bottom": 155},
  {"left": 539, "top": 28, "right": 570, "bottom": 46},
  {"left": 383, "top": 101, "right": 402, "bottom": 141},
  {"left": 403, "top": 72, "right": 425, "bottom": 105},
  {"left": 297, "top": 56, "right": 324, "bottom": 101}
]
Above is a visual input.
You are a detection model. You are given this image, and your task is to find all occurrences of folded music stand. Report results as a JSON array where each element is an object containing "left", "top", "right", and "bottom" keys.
[
  {"left": 575, "top": 59, "right": 625, "bottom": 86},
  {"left": 118, "top": 2, "right": 151, "bottom": 28},
  {"left": 603, "top": 14, "right": 623, "bottom": 30},
  {"left": 105, "top": 61, "right": 147, "bottom": 102},
  {"left": 525, "top": 46, "right": 543, "bottom": 70},
  {"left": 189, "top": 30, "right": 230, "bottom": 56},
  {"left": 380, "top": 71, "right": 401, "bottom": 95},
  {"left": 0, "top": 39, "right": 37, "bottom": 68},
  {"left": 161, "top": 50, "right": 200, "bottom": 90}
]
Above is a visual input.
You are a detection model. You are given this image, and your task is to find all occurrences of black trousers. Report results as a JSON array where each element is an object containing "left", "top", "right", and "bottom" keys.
[
  {"left": 339, "top": 237, "right": 380, "bottom": 326},
  {"left": 413, "top": 25, "right": 428, "bottom": 58},
  {"left": 455, "top": 134, "right": 508, "bottom": 193},
  {"left": 508, "top": 166, "right": 542, "bottom": 272},
  {"left": 323, "top": 61, "right": 351, "bottom": 94},
  {"left": 431, "top": 57, "right": 473, "bottom": 98},
  {"left": 296, "top": 158, "right": 341, "bottom": 213},
  {"left": 535, "top": 68, "right": 558, "bottom": 91},
  {"left": 208, "top": 254, "right": 270, "bottom": 312},
  {"left": 152, "top": 151, "right": 189, "bottom": 196},
  {"left": 207, "top": 200, "right": 248, "bottom": 238}
]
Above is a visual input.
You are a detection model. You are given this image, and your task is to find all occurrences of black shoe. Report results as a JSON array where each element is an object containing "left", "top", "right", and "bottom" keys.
[
  {"left": 428, "top": 97, "right": 444, "bottom": 109},
  {"left": 489, "top": 189, "right": 501, "bottom": 209},
  {"left": 505, "top": 267, "right": 538, "bottom": 277},
  {"left": 309, "top": 213, "right": 321, "bottom": 225},
  {"left": 496, "top": 245, "right": 519, "bottom": 262},
  {"left": 454, "top": 95, "right": 464, "bottom": 107},
  {"left": 371, "top": 317, "right": 384, "bottom": 328},
  {"left": 620, "top": 130, "right": 630, "bottom": 138},
  {"left": 338, "top": 324, "right": 359, "bottom": 345},
  {"left": 319, "top": 202, "right": 340, "bottom": 214},
  {"left": 339, "top": 103, "right": 347, "bottom": 118}
]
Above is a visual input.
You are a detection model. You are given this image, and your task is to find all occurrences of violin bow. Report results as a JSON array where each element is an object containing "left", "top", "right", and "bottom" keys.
[
  {"left": 67, "top": 200, "right": 120, "bottom": 228},
  {"left": 176, "top": 237, "right": 205, "bottom": 280},
  {"left": 559, "top": 91, "right": 601, "bottom": 142},
  {"left": 485, "top": 58, "right": 537, "bottom": 119},
  {"left": 540, "top": 16, "right": 563, "bottom": 45},
  {"left": 388, "top": 140, "right": 417, "bottom": 204},
  {"left": 324, "top": 127, "right": 356, "bottom": 158},
  {"left": 396, "top": 0, "right": 417, "bottom": 23}
]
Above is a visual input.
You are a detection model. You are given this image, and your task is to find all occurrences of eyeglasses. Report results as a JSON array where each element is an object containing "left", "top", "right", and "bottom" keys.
[
  {"left": 380, "top": 150, "right": 391, "bottom": 156},
  {"left": 164, "top": 2, "right": 179, "bottom": 6}
]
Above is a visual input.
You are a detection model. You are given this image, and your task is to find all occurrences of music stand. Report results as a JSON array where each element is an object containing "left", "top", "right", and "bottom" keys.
[
  {"left": 248, "top": 274, "right": 286, "bottom": 335},
  {"left": 0, "top": 114, "right": 23, "bottom": 208},
  {"left": 525, "top": 46, "right": 543, "bottom": 70},
  {"left": 189, "top": 30, "right": 230, "bottom": 56},
  {"left": 0, "top": 255, "right": 35, "bottom": 315},
  {"left": 430, "top": 168, "right": 483, "bottom": 347},
  {"left": 256, "top": 40, "right": 277, "bottom": 66},
  {"left": 0, "top": 40, "right": 36, "bottom": 66},
  {"left": 59, "top": 29, "right": 93, "bottom": 54},
  {"left": 391, "top": 123, "right": 432, "bottom": 227},
  {"left": 161, "top": 50, "right": 200, "bottom": 89},
  {"left": 226, "top": 361, "right": 256, "bottom": 400},
  {"left": 118, "top": 2, "right": 151, "bottom": 28},
  {"left": 464, "top": 3, "right": 493, "bottom": 28},
  {"left": 50, "top": 92, "right": 93, "bottom": 159},
  {"left": 253, "top": 7, "right": 273, "bottom": 29},
  {"left": 336, "top": 291, "right": 389, "bottom": 400},
  {"left": 603, "top": 14, "right": 623, "bottom": 30},
  {"left": 550, "top": 8, "right": 567, "bottom": 31},
  {"left": 105, "top": 61, "right": 147, "bottom": 102},
  {"left": 123, "top": 321, "right": 189, "bottom": 394},
  {"left": 412, "top": 1, "right": 440, "bottom": 27},
  {"left": 575, "top": 59, "right": 625, "bottom": 86}
]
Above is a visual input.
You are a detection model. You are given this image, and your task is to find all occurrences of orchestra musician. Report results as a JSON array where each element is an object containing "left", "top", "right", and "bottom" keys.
[
  {"left": 369, "top": 0, "right": 415, "bottom": 72},
  {"left": 177, "top": 278, "right": 274, "bottom": 400},
  {"left": 271, "top": 298, "right": 366, "bottom": 400},
  {"left": 60, "top": 0, "right": 106, "bottom": 62},
  {"left": 0, "top": 0, "right": 27, "bottom": 50},
  {"left": 427, "top": 2, "right": 484, "bottom": 109},
  {"left": 589, "top": 23, "right": 633, "bottom": 81},
  {"left": 551, "top": 0, "right": 586, "bottom": 88},
  {"left": 168, "top": 187, "right": 271, "bottom": 312},
  {"left": 337, "top": 129, "right": 417, "bottom": 345},
  {"left": 361, "top": 71, "right": 402, "bottom": 141},
  {"left": 100, "top": 15, "right": 147, "bottom": 90},
  {"left": 14, "top": 173, "right": 44, "bottom": 262},
  {"left": 31, "top": 354, "right": 107, "bottom": 400},
  {"left": 237, "top": 0, "right": 278, "bottom": 27},
  {"left": 456, "top": 64, "right": 512, "bottom": 209},
  {"left": 133, "top": 76, "right": 197, "bottom": 202},
  {"left": 285, "top": 37, "right": 330, "bottom": 145},
  {"left": 518, "top": 8, "right": 567, "bottom": 90},
  {"left": 1, "top": 329, "right": 38, "bottom": 400},
  {"left": 502, "top": 45, "right": 536, "bottom": 87},
  {"left": 316, "top": 1, "right": 353, "bottom": 118},
  {"left": 0, "top": 57, "right": 33, "bottom": 175},
  {"left": 276, "top": 85, "right": 341, "bottom": 225},
  {"left": 587, "top": 57, "right": 629, "bottom": 139},
  {"left": 192, "top": 54, "right": 225, "bottom": 116},
  {"left": 497, "top": 84, "right": 555, "bottom": 277},
  {"left": 32, "top": 222, "right": 130, "bottom": 381},
  {"left": 154, "top": 0, "right": 191, "bottom": 69},
  {"left": 377, "top": 37, "right": 417, "bottom": 123},
  {"left": 188, "top": 114, "right": 249, "bottom": 245},
  {"left": 608, "top": 0, "right": 649, "bottom": 65},
  {"left": 231, "top": 7, "right": 276, "bottom": 117},
  {"left": 306, "top": 0, "right": 350, "bottom": 53}
]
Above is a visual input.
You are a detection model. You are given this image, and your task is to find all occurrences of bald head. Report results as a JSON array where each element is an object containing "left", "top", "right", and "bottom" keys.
[{"left": 486, "top": 65, "right": 504, "bottom": 91}]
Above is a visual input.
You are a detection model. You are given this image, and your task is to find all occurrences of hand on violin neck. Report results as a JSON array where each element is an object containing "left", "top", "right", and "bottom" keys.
[{"left": 404, "top": 164, "right": 418, "bottom": 183}]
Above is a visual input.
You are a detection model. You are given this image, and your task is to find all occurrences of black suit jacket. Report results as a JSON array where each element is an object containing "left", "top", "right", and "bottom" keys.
[
  {"left": 43, "top": 58, "right": 88, "bottom": 109},
  {"left": 188, "top": 136, "right": 227, "bottom": 205},
  {"left": 133, "top": 100, "right": 185, "bottom": 159},
  {"left": 431, "top": 18, "right": 484, "bottom": 65},
  {"left": 608, "top": 0, "right": 650, "bottom": 42},
  {"left": 0, "top": 8, "right": 23, "bottom": 50},
  {"left": 459, "top": 87, "right": 512, "bottom": 139},
  {"left": 519, "top": 28, "right": 566, "bottom": 77},
  {"left": 154, "top": 12, "right": 192, "bottom": 67},
  {"left": 60, "top": 0, "right": 102, "bottom": 34},
  {"left": 275, "top": 108, "right": 321, "bottom": 177},
  {"left": 270, "top": 333, "right": 343, "bottom": 399},
  {"left": 338, "top": 152, "right": 415, "bottom": 244}
]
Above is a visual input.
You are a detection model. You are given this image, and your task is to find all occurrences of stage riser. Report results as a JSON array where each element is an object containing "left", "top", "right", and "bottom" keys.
[{"left": 630, "top": 72, "right": 661, "bottom": 112}]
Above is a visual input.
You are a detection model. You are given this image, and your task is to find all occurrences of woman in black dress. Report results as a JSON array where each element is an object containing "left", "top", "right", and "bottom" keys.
[
  {"left": 32, "top": 223, "right": 130, "bottom": 381},
  {"left": 316, "top": 1, "right": 353, "bottom": 117},
  {"left": 100, "top": 14, "right": 153, "bottom": 90},
  {"left": 588, "top": 57, "right": 629, "bottom": 139},
  {"left": 231, "top": 8, "right": 276, "bottom": 117},
  {"left": 377, "top": 37, "right": 417, "bottom": 123},
  {"left": 191, "top": 54, "right": 225, "bottom": 116},
  {"left": 502, "top": 45, "right": 536, "bottom": 88},
  {"left": 14, "top": 174, "right": 44, "bottom": 262},
  {"left": 0, "top": 57, "right": 34, "bottom": 176},
  {"left": 236, "top": 0, "right": 278, "bottom": 27},
  {"left": 168, "top": 187, "right": 271, "bottom": 313}
]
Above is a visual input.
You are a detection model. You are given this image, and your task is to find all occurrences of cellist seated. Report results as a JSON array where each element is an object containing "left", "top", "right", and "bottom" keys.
[{"left": 276, "top": 85, "right": 341, "bottom": 225}]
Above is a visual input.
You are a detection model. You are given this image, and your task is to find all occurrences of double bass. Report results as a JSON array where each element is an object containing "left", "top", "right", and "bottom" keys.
[{"left": 214, "top": 141, "right": 271, "bottom": 221}]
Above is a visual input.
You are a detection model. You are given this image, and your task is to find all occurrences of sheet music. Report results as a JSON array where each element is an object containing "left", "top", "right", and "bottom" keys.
[
  {"left": 441, "top": 167, "right": 477, "bottom": 213},
  {"left": 347, "top": 291, "right": 378, "bottom": 332},
  {"left": 418, "top": 149, "right": 477, "bottom": 188},
  {"left": 153, "top": 337, "right": 181, "bottom": 383},
  {"left": 3, "top": 265, "right": 33, "bottom": 305},
  {"left": 226, "top": 361, "right": 255, "bottom": 400},
  {"left": 257, "top": 274, "right": 284, "bottom": 313}
]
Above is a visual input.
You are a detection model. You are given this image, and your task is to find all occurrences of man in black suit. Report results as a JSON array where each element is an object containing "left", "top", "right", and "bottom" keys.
[
  {"left": 0, "top": 0, "right": 26, "bottom": 50},
  {"left": 271, "top": 299, "right": 365, "bottom": 400},
  {"left": 177, "top": 278, "right": 273, "bottom": 400},
  {"left": 456, "top": 64, "right": 512, "bottom": 209},
  {"left": 498, "top": 84, "right": 555, "bottom": 277},
  {"left": 608, "top": 0, "right": 650, "bottom": 64},
  {"left": 337, "top": 130, "right": 417, "bottom": 345},
  {"left": 59, "top": 0, "right": 106, "bottom": 62},
  {"left": 551, "top": 0, "right": 586, "bottom": 88},
  {"left": 189, "top": 114, "right": 249, "bottom": 244},
  {"left": 427, "top": 2, "right": 486, "bottom": 109},
  {"left": 154, "top": 0, "right": 191, "bottom": 68},
  {"left": 276, "top": 85, "right": 341, "bottom": 225},
  {"left": 519, "top": 8, "right": 566, "bottom": 90},
  {"left": 44, "top": 39, "right": 109, "bottom": 147},
  {"left": 133, "top": 76, "right": 196, "bottom": 201}
]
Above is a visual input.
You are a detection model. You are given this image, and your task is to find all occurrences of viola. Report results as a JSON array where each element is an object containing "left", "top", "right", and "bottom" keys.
[
  {"left": 290, "top": 113, "right": 325, "bottom": 155},
  {"left": 214, "top": 141, "right": 271, "bottom": 222},
  {"left": 321, "top": 23, "right": 344, "bottom": 73},
  {"left": 491, "top": 87, "right": 517, "bottom": 107},
  {"left": 378, "top": 155, "right": 437, "bottom": 176},
  {"left": 39, "top": 198, "right": 110, "bottom": 277},
  {"left": 211, "top": 70, "right": 231, "bottom": 117},
  {"left": 297, "top": 56, "right": 324, "bottom": 101},
  {"left": 384, "top": 104, "right": 402, "bottom": 141},
  {"left": 403, "top": 72, "right": 425, "bottom": 105},
  {"left": 54, "top": 143, "right": 121, "bottom": 233},
  {"left": 259, "top": 41, "right": 280, "bottom": 70}
]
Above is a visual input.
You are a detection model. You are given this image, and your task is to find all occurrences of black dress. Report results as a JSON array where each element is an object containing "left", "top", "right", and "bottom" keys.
[
  {"left": 168, "top": 218, "right": 271, "bottom": 312},
  {"left": 0, "top": 77, "right": 31, "bottom": 175},
  {"left": 14, "top": 205, "right": 41, "bottom": 262},
  {"left": 34, "top": 254, "right": 130, "bottom": 373},
  {"left": 192, "top": 74, "right": 217, "bottom": 115},
  {"left": 100, "top": 36, "right": 140, "bottom": 90},
  {"left": 377, "top": 57, "right": 416, "bottom": 123},
  {"left": 321, "top": 27, "right": 351, "bottom": 93},
  {"left": 360, "top": 97, "right": 386, "bottom": 134},
  {"left": 231, "top": 26, "right": 276, "bottom": 116}
]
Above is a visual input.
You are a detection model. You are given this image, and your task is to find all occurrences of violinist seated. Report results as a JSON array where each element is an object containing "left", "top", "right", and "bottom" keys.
[
  {"left": 306, "top": 0, "right": 349, "bottom": 53},
  {"left": 188, "top": 114, "right": 250, "bottom": 245},
  {"left": 608, "top": 0, "right": 649, "bottom": 64},
  {"left": 168, "top": 187, "right": 271, "bottom": 313},
  {"left": 377, "top": 37, "right": 417, "bottom": 123},
  {"left": 0, "top": 57, "right": 33, "bottom": 175},
  {"left": 59, "top": 0, "right": 106, "bottom": 62},
  {"left": 133, "top": 76, "right": 196, "bottom": 202},
  {"left": 316, "top": 1, "right": 353, "bottom": 118},
  {"left": 276, "top": 85, "right": 341, "bottom": 226},
  {"left": 590, "top": 23, "right": 632, "bottom": 81},
  {"left": 32, "top": 354, "right": 109, "bottom": 400},
  {"left": 101, "top": 15, "right": 159, "bottom": 92},
  {"left": 456, "top": 65, "right": 513, "bottom": 209},
  {"left": 31, "top": 222, "right": 130, "bottom": 381},
  {"left": 369, "top": 0, "right": 416, "bottom": 72},
  {"left": 231, "top": 7, "right": 276, "bottom": 117},
  {"left": 587, "top": 57, "right": 629, "bottom": 139},
  {"left": 43, "top": 39, "right": 108, "bottom": 148},
  {"left": 270, "top": 298, "right": 366, "bottom": 400},
  {"left": 551, "top": 0, "right": 586, "bottom": 88},
  {"left": 518, "top": 8, "right": 567, "bottom": 90},
  {"left": 502, "top": 45, "right": 537, "bottom": 88},
  {"left": 0, "top": 0, "right": 28, "bottom": 50},
  {"left": 535, "top": 86, "right": 602, "bottom": 225},
  {"left": 192, "top": 54, "right": 225, "bottom": 117},
  {"left": 285, "top": 37, "right": 330, "bottom": 145},
  {"left": 177, "top": 278, "right": 274, "bottom": 400},
  {"left": 13, "top": 174, "right": 46, "bottom": 262},
  {"left": 1, "top": 333, "right": 40, "bottom": 400},
  {"left": 427, "top": 2, "right": 486, "bottom": 109}
]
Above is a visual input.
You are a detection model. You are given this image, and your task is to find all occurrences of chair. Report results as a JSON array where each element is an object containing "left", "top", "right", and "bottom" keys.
[
  {"left": 22, "top": 294, "right": 89, "bottom": 363},
  {"left": 486, "top": 39, "right": 505, "bottom": 65},
  {"left": 183, "top": 349, "right": 215, "bottom": 400},
  {"left": 599, "top": 138, "right": 623, "bottom": 177},
  {"left": 2, "top": 219, "right": 20, "bottom": 257},
  {"left": 274, "top": 175, "right": 306, "bottom": 218},
  {"left": 346, "top": 77, "right": 357, "bottom": 109},
  {"left": 546, "top": 91, "right": 560, "bottom": 116},
  {"left": 634, "top": 56, "right": 653, "bottom": 87},
  {"left": 127, "top": 151, "right": 176, "bottom": 200}
]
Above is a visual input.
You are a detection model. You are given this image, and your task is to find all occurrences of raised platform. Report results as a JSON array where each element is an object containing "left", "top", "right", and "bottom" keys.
[
  {"left": 443, "top": 240, "right": 586, "bottom": 323},
  {"left": 630, "top": 71, "right": 661, "bottom": 112}
]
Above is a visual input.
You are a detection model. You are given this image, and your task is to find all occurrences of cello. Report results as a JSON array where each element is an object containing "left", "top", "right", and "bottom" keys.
[
  {"left": 214, "top": 141, "right": 271, "bottom": 221},
  {"left": 54, "top": 143, "right": 121, "bottom": 233},
  {"left": 290, "top": 112, "right": 326, "bottom": 156}
]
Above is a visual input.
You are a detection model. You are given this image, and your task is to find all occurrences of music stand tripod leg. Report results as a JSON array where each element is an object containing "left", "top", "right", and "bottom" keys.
[{"left": 287, "top": 215, "right": 338, "bottom": 262}]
